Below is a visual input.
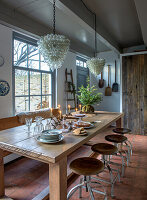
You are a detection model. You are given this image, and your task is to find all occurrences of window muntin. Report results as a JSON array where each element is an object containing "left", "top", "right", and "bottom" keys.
[
  {"left": 13, "top": 32, "right": 53, "bottom": 114},
  {"left": 76, "top": 56, "right": 87, "bottom": 68}
]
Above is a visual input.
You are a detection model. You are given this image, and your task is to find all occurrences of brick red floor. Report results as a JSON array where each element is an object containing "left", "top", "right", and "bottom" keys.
[{"left": 4, "top": 128, "right": 147, "bottom": 200}]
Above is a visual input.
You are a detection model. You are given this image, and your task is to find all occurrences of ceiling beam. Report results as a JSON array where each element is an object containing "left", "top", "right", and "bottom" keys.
[
  {"left": 0, "top": 1, "right": 93, "bottom": 57},
  {"left": 133, "top": 0, "right": 147, "bottom": 47},
  {"left": 55, "top": 0, "right": 121, "bottom": 54}
]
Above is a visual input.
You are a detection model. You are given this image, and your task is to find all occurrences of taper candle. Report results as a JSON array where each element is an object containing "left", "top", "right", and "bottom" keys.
[
  {"left": 75, "top": 108, "right": 78, "bottom": 113},
  {"left": 51, "top": 108, "right": 53, "bottom": 117},
  {"left": 79, "top": 104, "right": 82, "bottom": 111},
  {"left": 59, "top": 110, "right": 62, "bottom": 119},
  {"left": 68, "top": 105, "right": 71, "bottom": 113}
]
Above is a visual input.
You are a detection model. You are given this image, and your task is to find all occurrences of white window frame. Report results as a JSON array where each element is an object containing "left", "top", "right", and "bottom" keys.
[{"left": 12, "top": 32, "right": 55, "bottom": 114}]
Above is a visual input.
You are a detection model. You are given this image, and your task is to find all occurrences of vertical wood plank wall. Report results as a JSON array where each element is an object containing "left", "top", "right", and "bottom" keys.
[
  {"left": 144, "top": 55, "right": 147, "bottom": 135},
  {"left": 122, "top": 54, "right": 147, "bottom": 135}
]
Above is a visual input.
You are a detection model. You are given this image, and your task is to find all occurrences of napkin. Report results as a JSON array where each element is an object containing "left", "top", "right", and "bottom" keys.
[{"left": 73, "top": 127, "right": 87, "bottom": 135}]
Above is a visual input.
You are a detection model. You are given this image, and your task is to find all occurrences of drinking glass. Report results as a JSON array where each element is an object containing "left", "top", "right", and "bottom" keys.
[
  {"left": 25, "top": 118, "right": 32, "bottom": 133},
  {"left": 45, "top": 118, "right": 51, "bottom": 130}
]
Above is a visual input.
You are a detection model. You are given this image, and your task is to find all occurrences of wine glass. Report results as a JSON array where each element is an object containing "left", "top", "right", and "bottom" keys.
[
  {"left": 25, "top": 118, "right": 32, "bottom": 133},
  {"left": 45, "top": 118, "right": 51, "bottom": 130}
]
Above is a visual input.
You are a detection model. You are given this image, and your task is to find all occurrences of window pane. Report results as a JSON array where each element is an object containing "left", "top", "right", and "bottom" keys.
[
  {"left": 41, "top": 62, "right": 49, "bottom": 71},
  {"left": 40, "top": 54, "right": 45, "bottom": 62},
  {"left": 14, "top": 40, "right": 27, "bottom": 67},
  {"left": 79, "top": 61, "right": 83, "bottom": 67},
  {"left": 15, "top": 69, "right": 28, "bottom": 96},
  {"left": 76, "top": 60, "right": 80, "bottom": 66},
  {"left": 15, "top": 97, "right": 29, "bottom": 113},
  {"left": 42, "top": 73, "right": 51, "bottom": 94},
  {"left": 42, "top": 96, "right": 51, "bottom": 109},
  {"left": 30, "top": 72, "right": 41, "bottom": 95},
  {"left": 84, "top": 62, "right": 87, "bottom": 68},
  {"left": 28, "top": 45, "right": 39, "bottom": 69},
  {"left": 30, "top": 96, "right": 41, "bottom": 111}
]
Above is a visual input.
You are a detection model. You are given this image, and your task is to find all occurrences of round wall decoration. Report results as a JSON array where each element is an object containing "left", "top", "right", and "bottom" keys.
[
  {"left": 0, "top": 56, "right": 4, "bottom": 67},
  {"left": 0, "top": 80, "right": 10, "bottom": 96}
]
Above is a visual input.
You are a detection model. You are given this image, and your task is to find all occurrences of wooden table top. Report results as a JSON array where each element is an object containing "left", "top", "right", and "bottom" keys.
[{"left": 0, "top": 112, "right": 123, "bottom": 164}]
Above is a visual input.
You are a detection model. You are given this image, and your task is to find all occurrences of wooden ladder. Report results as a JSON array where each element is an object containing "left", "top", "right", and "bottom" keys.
[{"left": 65, "top": 68, "right": 76, "bottom": 113}]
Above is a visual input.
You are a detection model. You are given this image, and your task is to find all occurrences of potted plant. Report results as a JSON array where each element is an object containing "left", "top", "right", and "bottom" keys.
[{"left": 77, "top": 78, "right": 102, "bottom": 112}]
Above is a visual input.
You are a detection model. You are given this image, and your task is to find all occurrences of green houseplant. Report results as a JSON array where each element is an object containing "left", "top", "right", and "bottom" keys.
[{"left": 77, "top": 78, "right": 102, "bottom": 112}]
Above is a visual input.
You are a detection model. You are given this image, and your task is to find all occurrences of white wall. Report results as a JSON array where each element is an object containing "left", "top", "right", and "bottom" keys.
[
  {"left": 0, "top": 24, "right": 77, "bottom": 163},
  {"left": 90, "top": 51, "right": 120, "bottom": 112},
  {"left": 0, "top": 24, "right": 13, "bottom": 118},
  {"left": 56, "top": 51, "right": 77, "bottom": 114}
]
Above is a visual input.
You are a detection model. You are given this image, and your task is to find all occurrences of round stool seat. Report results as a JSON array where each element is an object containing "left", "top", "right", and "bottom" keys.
[
  {"left": 113, "top": 128, "right": 131, "bottom": 134},
  {"left": 91, "top": 143, "right": 118, "bottom": 155},
  {"left": 105, "top": 134, "right": 127, "bottom": 143},
  {"left": 70, "top": 157, "right": 104, "bottom": 176}
]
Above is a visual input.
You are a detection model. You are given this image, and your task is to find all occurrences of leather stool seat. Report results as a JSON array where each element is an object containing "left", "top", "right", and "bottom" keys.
[
  {"left": 113, "top": 128, "right": 131, "bottom": 134},
  {"left": 105, "top": 134, "right": 127, "bottom": 143},
  {"left": 70, "top": 157, "right": 104, "bottom": 176},
  {"left": 91, "top": 143, "right": 118, "bottom": 155}
]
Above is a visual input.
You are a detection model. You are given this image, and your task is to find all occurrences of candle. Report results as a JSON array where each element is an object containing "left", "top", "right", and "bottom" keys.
[
  {"left": 59, "top": 110, "right": 62, "bottom": 119},
  {"left": 58, "top": 104, "right": 61, "bottom": 109},
  {"left": 79, "top": 104, "right": 82, "bottom": 111},
  {"left": 75, "top": 108, "right": 78, "bottom": 113},
  {"left": 50, "top": 108, "right": 53, "bottom": 117},
  {"left": 68, "top": 105, "right": 71, "bottom": 113}
]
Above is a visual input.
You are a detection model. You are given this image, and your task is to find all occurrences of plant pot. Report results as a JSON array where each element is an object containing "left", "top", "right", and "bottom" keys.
[{"left": 82, "top": 105, "right": 94, "bottom": 113}]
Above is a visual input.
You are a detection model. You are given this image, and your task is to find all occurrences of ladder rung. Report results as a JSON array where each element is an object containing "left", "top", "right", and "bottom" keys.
[
  {"left": 65, "top": 90, "right": 75, "bottom": 93},
  {"left": 66, "top": 99, "right": 75, "bottom": 101},
  {"left": 67, "top": 72, "right": 71, "bottom": 75},
  {"left": 70, "top": 107, "right": 76, "bottom": 110}
]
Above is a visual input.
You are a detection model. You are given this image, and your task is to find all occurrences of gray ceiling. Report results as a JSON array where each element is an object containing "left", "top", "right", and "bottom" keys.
[
  {"left": 0, "top": 0, "right": 147, "bottom": 55},
  {"left": 83, "top": 0, "right": 143, "bottom": 48},
  {"left": 0, "top": 0, "right": 110, "bottom": 56}
]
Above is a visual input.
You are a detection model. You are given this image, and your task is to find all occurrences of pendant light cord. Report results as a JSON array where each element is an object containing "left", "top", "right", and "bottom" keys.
[
  {"left": 53, "top": 0, "right": 56, "bottom": 34},
  {"left": 81, "top": 0, "right": 97, "bottom": 57},
  {"left": 94, "top": 14, "right": 97, "bottom": 57}
]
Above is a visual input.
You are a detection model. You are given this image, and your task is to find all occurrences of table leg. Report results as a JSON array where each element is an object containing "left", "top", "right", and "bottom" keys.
[
  {"left": 49, "top": 157, "right": 67, "bottom": 200},
  {"left": 116, "top": 117, "right": 122, "bottom": 128},
  {"left": 0, "top": 150, "right": 5, "bottom": 197}
]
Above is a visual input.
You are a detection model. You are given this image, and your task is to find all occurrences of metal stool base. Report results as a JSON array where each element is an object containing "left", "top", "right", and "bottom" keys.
[{"left": 67, "top": 176, "right": 107, "bottom": 200}]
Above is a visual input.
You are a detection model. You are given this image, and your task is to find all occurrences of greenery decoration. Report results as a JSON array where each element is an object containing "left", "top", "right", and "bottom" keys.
[{"left": 77, "top": 78, "right": 102, "bottom": 108}]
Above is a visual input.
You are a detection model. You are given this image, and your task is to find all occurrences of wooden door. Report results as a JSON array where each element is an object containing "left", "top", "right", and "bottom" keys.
[{"left": 122, "top": 54, "right": 147, "bottom": 135}]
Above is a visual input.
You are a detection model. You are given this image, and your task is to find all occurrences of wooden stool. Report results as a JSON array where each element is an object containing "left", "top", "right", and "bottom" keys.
[
  {"left": 105, "top": 134, "right": 129, "bottom": 177},
  {"left": 91, "top": 143, "right": 120, "bottom": 197},
  {"left": 67, "top": 157, "right": 107, "bottom": 200},
  {"left": 105, "top": 134, "right": 127, "bottom": 143},
  {"left": 113, "top": 128, "right": 133, "bottom": 156},
  {"left": 113, "top": 128, "right": 131, "bottom": 134}
]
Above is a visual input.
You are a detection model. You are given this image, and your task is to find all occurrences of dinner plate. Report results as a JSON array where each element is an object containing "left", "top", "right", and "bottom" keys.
[
  {"left": 73, "top": 114, "right": 86, "bottom": 118},
  {"left": 42, "top": 129, "right": 62, "bottom": 135},
  {"left": 74, "top": 122, "right": 94, "bottom": 129},
  {"left": 73, "top": 132, "right": 88, "bottom": 136},
  {"left": 37, "top": 135, "right": 64, "bottom": 144},
  {"left": 41, "top": 129, "right": 62, "bottom": 140},
  {"left": 82, "top": 124, "right": 95, "bottom": 129}
]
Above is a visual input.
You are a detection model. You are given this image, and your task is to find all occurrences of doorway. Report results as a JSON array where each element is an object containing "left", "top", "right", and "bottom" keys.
[{"left": 76, "top": 56, "right": 89, "bottom": 105}]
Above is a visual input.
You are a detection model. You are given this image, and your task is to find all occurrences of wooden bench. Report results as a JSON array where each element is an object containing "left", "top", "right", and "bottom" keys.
[{"left": 0, "top": 108, "right": 60, "bottom": 157}]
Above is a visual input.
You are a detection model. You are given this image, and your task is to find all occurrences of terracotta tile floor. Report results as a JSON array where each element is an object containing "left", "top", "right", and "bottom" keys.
[{"left": 4, "top": 128, "right": 147, "bottom": 200}]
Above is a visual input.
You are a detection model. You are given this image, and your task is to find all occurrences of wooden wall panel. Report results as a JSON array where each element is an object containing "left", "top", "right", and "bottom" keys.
[
  {"left": 144, "top": 55, "right": 147, "bottom": 135},
  {"left": 122, "top": 54, "right": 147, "bottom": 135}
]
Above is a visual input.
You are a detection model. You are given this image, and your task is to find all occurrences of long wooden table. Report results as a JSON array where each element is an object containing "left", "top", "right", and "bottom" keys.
[{"left": 0, "top": 111, "right": 123, "bottom": 200}]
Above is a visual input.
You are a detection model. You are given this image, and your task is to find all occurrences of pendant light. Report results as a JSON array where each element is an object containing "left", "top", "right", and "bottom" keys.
[
  {"left": 37, "top": 0, "right": 70, "bottom": 71},
  {"left": 86, "top": 8, "right": 105, "bottom": 76}
]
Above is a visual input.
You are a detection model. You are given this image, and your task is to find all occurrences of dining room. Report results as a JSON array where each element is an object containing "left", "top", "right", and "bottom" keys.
[{"left": 0, "top": 0, "right": 147, "bottom": 200}]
